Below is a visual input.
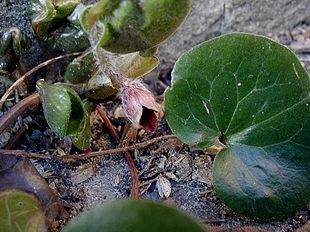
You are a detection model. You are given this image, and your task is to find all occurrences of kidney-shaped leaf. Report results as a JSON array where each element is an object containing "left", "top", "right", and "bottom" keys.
[
  {"left": 0, "top": 189, "right": 46, "bottom": 232},
  {"left": 164, "top": 33, "right": 310, "bottom": 219},
  {"left": 63, "top": 199, "right": 207, "bottom": 232},
  {"left": 37, "top": 81, "right": 90, "bottom": 149}
]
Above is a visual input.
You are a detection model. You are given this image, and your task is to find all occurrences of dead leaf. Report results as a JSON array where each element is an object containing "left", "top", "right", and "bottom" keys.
[
  {"left": 0, "top": 154, "right": 19, "bottom": 171},
  {"left": 156, "top": 175, "right": 171, "bottom": 198},
  {"left": 71, "top": 163, "right": 94, "bottom": 185}
]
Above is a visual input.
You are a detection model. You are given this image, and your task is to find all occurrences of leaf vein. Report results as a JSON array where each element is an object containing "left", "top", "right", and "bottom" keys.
[{"left": 231, "top": 97, "right": 310, "bottom": 140}]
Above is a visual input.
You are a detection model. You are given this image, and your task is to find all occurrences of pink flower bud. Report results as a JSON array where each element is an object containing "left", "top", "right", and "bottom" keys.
[{"left": 121, "top": 81, "right": 164, "bottom": 132}]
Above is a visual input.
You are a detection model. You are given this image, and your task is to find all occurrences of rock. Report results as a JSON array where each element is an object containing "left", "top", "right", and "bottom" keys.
[
  {"left": 159, "top": 0, "right": 310, "bottom": 63},
  {"left": 291, "top": 40, "right": 310, "bottom": 53}
]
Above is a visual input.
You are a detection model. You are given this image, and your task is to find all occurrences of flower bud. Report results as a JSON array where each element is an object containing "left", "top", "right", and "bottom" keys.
[{"left": 121, "top": 81, "right": 163, "bottom": 132}]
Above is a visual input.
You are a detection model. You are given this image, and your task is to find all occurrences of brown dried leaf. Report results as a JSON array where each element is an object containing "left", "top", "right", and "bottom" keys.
[
  {"left": 156, "top": 175, "right": 172, "bottom": 198},
  {"left": 71, "top": 163, "right": 94, "bottom": 185}
]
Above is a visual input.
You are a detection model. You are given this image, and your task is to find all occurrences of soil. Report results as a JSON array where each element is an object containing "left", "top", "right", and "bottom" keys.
[{"left": 0, "top": 3, "right": 310, "bottom": 232}]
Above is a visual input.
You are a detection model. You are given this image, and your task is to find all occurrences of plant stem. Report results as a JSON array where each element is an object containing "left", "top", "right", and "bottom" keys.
[
  {"left": 96, "top": 104, "right": 140, "bottom": 198},
  {"left": 120, "top": 127, "right": 139, "bottom": 198},
  {"left": 5, "top": 124, "right": 30, "bottom": 149},
  {"left": 0, "top": 93, "right": 40, "bottom": 135},
  {"left": 0, "top": 52, "right": 82, "bottom": 110}
]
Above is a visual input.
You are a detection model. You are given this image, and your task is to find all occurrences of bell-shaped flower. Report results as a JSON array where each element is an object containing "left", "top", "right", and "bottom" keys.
[{"left": 121, "top": 81, "right": 163, "bottom": 132}]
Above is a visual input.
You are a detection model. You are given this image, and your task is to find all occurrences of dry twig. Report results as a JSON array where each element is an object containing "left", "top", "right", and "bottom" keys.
[
  {"left": 0, "top": 94, "right": 40, "bottom": 134},
  {"left": 0, "top": 134, "right": 176, "bottom": 160},
  {"left": 0, "top": 52, "right": 82, "bottom": 110},
  {"left": 5, "top": 124, "right": 30, "bottom": 149}
]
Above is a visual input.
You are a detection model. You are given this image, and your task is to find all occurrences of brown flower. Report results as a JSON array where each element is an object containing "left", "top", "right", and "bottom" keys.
[{"left": 121, "top": 81, "right": 163, "bottom": 132}]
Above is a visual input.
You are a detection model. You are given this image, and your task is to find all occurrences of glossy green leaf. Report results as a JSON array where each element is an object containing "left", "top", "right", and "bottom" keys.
[
  {"left": 0, "top": 28, "right": 28, "bottom": 72},
  {"left": 0, "top": 189, "right": 46, "bottom": 232},
  {"left": 63, "top": 199, "right": 207, "bottom": 232},
  {"left": 81, "top": 0, "right": 190, "bottom": 53},
  {"left": 37, "top": 81, "right": 90, "bottom": 149},
  {"left": 45, "top": 4, "right": 90, "bottom": 55},
  {"left": 46, "top": 24, "right": 89, "bottom": 55},
  {"left": 37, "top": 81, "right": 71, "bottom": 138},
  {"left": 64, "top": 51, "right": 95, "bottom": 84},
  {"left": 29, "top": 0, "right": 81, "bottom": 38},
  {"left": 71, "top": 101, "right": 91, "bottom": 149},
  {"left": 164, "top": 33, "right": 310, "bottom": 219}
]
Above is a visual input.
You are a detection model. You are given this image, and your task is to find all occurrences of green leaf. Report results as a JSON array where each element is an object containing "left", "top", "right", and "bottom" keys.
[
  {"left": 84, "top": 69, "right": 118, "bottom": 99},
  {"left": 114, "top": 51, "right": 159, "bottom": 79},
  {"left": 64, "top": 51, "right": 95, "bottom": 84},
  {"left": 164, "top": 33, "right": 310, "bottom": 219},
  {"left": 46, "top": 24, "right": 89, "bottom": 55},
  {"left": 71, "top": 101, "right": 91, "bottom": 149},
  {"left": 81, "top": 0, "right": 190, "bottom": 53},
  {"left": 0, "top": 28, "right": 28, "bottom": 72},
  {"left": 65, "top": 48, "right": 158, "bottom": 85},
  {"left": 37, "top": 81, "right": 90, "bottom": 149},
  {"left": 37, "top": 81, "right": 71, "bottom": 138},
  {"left": 29, "top": 0, "right": 81, "bottom": 38},
  {"left": 45, "top": 4, "right": 90, "bottom": 55},
  {"left": 0, "top": 189, "right": 46, "bottom": 232},
  {"left": 63, "top": 199, "right": 207, "bottom": 232}
]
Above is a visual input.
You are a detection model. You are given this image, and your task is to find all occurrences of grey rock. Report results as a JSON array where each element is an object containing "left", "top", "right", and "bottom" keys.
[{"left": 159, "top": 0, "right": 310, "bottom": 63}]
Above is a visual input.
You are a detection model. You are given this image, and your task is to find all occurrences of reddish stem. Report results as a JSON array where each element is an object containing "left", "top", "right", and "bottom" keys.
[
  {"left": 96, "top": 105, "right": 119, "bottom": 140},
  {"left": 96, "top": 105, "right": 140, "bottom": 198}
]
